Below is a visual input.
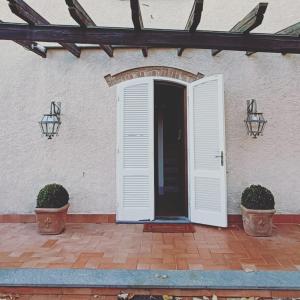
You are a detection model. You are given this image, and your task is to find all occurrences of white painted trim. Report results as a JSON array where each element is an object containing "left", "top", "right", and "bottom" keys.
[
  {"left": 118, "top": 76, "right": 189, "bottom": 88},
  {"left": 117, "top": 76, "right": 189, "bottom": 222}
]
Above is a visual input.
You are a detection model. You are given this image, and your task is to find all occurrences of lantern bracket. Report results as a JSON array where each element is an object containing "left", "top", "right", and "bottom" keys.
[
  {"left": 50, "top": 101, "right": 61, "bottom": 118},
  {"left": 247, "top": 99, "right": 257, "bottom": 114}
]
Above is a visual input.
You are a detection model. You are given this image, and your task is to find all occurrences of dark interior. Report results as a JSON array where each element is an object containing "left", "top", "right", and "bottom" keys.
[{"left": 154, "top": 81, "right": 187, "bottom": 218}]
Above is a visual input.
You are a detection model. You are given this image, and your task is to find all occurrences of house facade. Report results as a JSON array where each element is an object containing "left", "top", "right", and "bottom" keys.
[{"left": 0, "top": 0, "right": 300, "bottom": 226}]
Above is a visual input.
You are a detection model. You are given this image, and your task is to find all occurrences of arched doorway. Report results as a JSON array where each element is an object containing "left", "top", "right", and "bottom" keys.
[{"left": 116, "top": 75, "right": 227, "bottom": 227}]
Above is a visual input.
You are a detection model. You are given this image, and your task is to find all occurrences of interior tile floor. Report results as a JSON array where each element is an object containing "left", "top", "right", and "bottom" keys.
[{"left": 0, "top": 223, "right": 299, "bottom": 270}]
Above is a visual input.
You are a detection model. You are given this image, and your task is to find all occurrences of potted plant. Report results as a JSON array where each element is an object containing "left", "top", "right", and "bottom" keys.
[
  {"left": 35, "top": 183, "right": 69, "bottom": 235},
  {"left": 241, "top": 185, "right": 275, "bottom": 237}
]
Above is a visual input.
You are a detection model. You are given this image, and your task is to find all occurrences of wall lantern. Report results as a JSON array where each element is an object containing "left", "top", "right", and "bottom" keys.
[
  {"left": 244, "top": 99, "right": 267, "bottom": 138},
  {"left": 39, "top": 101, "right": 61, "bottom": 139}
]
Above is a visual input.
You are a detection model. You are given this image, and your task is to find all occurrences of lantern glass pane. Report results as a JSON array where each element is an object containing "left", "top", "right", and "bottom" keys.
[
  {"left": 53, "top": 122, "right": 60, "bottom": 135},
  {"left": 48, "top": 122, "right": 55, "bottom": 135},
  {"left": 40, "top": 114, "right": 60, "bottom": 138},
  {"left": 249, "top": 113, "right": 260, "bottom": 122},
  {"left": 259, "top": 116, "right": 266, "bottom": 135},
  {"left": 251, "top": 121, "right": 260, "bottom": 134},
  {"left": 40, "top": 121, "right": 46, "bottom": 134}
]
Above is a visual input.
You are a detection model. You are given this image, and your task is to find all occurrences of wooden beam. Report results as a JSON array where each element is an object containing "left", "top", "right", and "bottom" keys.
[
  {"left": 130, "top": 0, "right": 148, "bottom": 57},
  {"left": 212, "top": 2, "right": 268, "bottom": 56},
  {"left": 247, "top": 22, "right": 300, "bottom": 56},
  {"left": 178, "top": 0, "right": 204, "bottom": 56},
  {"left": 0, "top": 23, "right": 300, "bottom": 54},
  {"left": 65, "top": 0, "right": 113, "bottom": 57},
  {"left": 7, "top": 0, "right": 80, "bottom": 57},
  {"left": 0, "top": 20, "right": 46, "bottom": 57},
  {"left": 230, "top": 2, "right": 268, "bottom": 33},
  {"left": 66, "top": 0, "right": 93, "bottom": 27}
]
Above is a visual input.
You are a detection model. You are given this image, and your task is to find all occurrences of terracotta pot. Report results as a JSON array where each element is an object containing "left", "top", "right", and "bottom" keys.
[
  {"left": 241, "top": 205, "right": 275, "bottom": 237},
  {"left": 35, "top": 203, "right": 69, "bottom": 235}
]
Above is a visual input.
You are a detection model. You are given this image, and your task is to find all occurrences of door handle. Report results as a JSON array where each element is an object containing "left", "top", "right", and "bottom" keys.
[{"left": 215, "top": 151, "right": 224, "bottom": 166}]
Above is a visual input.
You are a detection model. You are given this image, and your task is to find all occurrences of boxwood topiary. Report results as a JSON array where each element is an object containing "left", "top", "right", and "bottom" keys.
[
  {"left": 241, "top": 185, "right": 275, "bottom": 210},
  {"left": 37, "top": 184, "right": 69, "bottom": 208}
]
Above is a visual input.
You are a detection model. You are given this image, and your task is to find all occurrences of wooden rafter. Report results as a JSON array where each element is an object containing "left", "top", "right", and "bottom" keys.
[
  {"left": 0, "top": 20, "right": 46, "bottom": 57},
  {"left": 65, "top": 0, "right": 113, "bottom": 57},
  {"left": 0, "top": 23, "right": 300, "bottom": 54},
  {"left": 247, "top": 22, "right": 300, "bottom": 56},
  {"left": 7, "top": 0, "right": 80, "bottom": 57},
  {"left": 178, "top": 0, "right": 204, "bottom": 56},
  {"left": 212, "top": 2, "right": 268, "bottom": 56},
  {"left": 130, "top": 0, "right": 148, "bottom": 57}
]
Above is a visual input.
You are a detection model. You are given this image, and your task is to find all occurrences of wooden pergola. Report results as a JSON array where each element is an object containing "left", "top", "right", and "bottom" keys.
[{"left": 0, "top": 0, "right": 300, "bottom": 58}]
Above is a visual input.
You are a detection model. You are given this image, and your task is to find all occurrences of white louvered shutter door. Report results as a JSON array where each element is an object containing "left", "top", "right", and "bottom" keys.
[
  {"left": 188, "top": 75, "right": 227, "bottom": 227},
  {"left": 117, "top": 78, "right": 154, "bottom": 221}
]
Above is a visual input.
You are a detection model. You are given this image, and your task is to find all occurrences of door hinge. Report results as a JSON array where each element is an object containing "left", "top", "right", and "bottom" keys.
[{"left": 215, "top": 151, "right": 224, "bottom": 166}]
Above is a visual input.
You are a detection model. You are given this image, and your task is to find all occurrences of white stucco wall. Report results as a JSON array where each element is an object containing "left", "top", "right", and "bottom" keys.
[{"left": 0, "top": 0, "right": 300, "bottom": 215}]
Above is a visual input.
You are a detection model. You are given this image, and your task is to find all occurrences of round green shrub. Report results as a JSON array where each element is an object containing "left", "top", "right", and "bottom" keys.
[
  {"left": 37, "top": 184, "right": 69, "bottom": 208},
  {"left": 241, "top": 184, "right": 275, "bottom": 210}
]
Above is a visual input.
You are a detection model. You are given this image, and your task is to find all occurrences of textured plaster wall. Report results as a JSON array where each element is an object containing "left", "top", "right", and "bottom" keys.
[{"left": 0, "top": 0, "right": 300, "bottom": 214}]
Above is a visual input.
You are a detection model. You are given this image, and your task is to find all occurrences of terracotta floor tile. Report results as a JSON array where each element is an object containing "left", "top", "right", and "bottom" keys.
[
  {"left": 138, "top": 257, "right": 163, "bottom": 264},
  {"left": 0, "top": 223, "right": 299, "bottom": 271},
  {"left": 210, "top": 247, "right": 235, "bottom": 254},
  {"left": 29, "top": 295, "right": 62, "bottom": 300},
  {"left": 84, "top": 258, "right": 102, "bottom": 269},
  {"left": 188, "top": 263, "right": 204, "bottom": 270},
  {"left": 112, "top": 256, "right": 128, "bottom": 263},
  {"left": 61, "top": 296, "right": 91, "bottom": 300},
  {"left": 150, "top": 263, "right": 177, "bottom": 270},
  {"left": 241, "top": 263, "right": 257, "bottom": 272},
  {"left": 261, "top": 254, "right": 281, "bottom": 265},
  {"left": 47, "top": 263, "right": 74, "bottom": 268},
  {"left": 125, "top": 257, "right": 138, "bottom": 264},
  {"left": 197, "top": 248, "right": 213, "bottom": 259},
  {"left": 0, "top": 261, "right": 23, "bottom": 268},
  {"left": 209, "top": 253, "right": 227, "bottom": 265},
  {"left": 137, "top": 263, "right": 151, "bottom": 270},
  {"left": 176, "top": 258, "right": 189, "bottom": 270},
  {"left": 72, "top": 257, "right": 89, "bottom": 268},
  {"left": 42, "top": 240, "right": 58, "bottom": 248},
  {"left": 162, "top": 255, "right": 176, "bottom": 264}
]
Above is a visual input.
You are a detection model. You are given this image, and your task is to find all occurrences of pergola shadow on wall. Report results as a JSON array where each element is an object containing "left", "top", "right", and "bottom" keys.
[{"left": 0, "top": 0, "right": 300, "bottom": 58}]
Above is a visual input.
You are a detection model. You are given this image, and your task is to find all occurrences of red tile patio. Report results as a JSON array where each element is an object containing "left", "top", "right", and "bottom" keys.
[{"left": 0, "top": 223, "right": 300, "bottom": 271}]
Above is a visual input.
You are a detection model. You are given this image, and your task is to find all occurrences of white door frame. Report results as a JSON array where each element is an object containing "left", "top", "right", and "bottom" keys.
[
  {"left": 117, "top": 77, "right": 189, "bottom": 222},
  {"left": 116, "top": 76, "right": 226, "bottom": 224}
]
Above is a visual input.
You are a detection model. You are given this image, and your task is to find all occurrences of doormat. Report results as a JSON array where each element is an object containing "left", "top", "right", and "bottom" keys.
[{"left": 143, "top": 223, "right": 195, "bottom": 233}]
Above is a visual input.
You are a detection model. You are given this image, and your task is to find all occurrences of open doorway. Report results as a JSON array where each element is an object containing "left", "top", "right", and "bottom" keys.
[{"left": 154, "top": 81, "right": 187, "bottom": 218}]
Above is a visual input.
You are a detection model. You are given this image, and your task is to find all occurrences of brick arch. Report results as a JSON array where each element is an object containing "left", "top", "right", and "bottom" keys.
[{"left": 104, "top": 66, "right": 204, "bottom": 87}]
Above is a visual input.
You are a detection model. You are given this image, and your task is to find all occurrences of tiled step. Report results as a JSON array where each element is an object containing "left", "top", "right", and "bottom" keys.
[{"left": 1, "top": 269, "right": 300, "bottom": 299}]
